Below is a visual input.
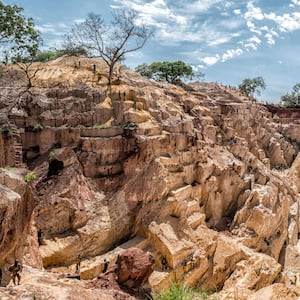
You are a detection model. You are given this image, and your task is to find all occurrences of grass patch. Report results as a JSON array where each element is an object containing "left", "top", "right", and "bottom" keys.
[
  {"left": 93, "top": 124, "right": 112, "bottom": 129},
  {"left": 152, "top": 282, "right": 215, "bottom": 300},
  {"left": 5, "top": 166, "right": 14, "bottom": 170},
  {"left": 93, "top": 124, "right": 121, "bottom": 129}
]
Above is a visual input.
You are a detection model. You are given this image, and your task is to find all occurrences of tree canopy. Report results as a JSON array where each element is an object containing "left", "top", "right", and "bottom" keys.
[
  {"left": 135, "top": 60, "right": 203, "bottom": 83},
  {"left": 238, "top": 76, "right": 266, "bottom": 98},
  {"left": 280, "top": 83, "right": 300, "bottom": 107},
  {"left": 0, "top": 1, "right": 41, "bottom": 61},
  {"left": 65, "top": 10, "right": 153, "bottom": 86},
  {"left": 31, "top": 47, "right": 88, "bottom": 62}
]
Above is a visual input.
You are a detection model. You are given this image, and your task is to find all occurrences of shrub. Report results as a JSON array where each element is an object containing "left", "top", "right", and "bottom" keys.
[
  {"left": 1, "top": 126, "right": 13, "bottom": 137},
  {"left": 33, "top": 123, "right": 43, "bottom": 132},
  {"left": 24, "top": 172, "right": 37, "bottom": 183},
  {"left": 49, "top": 149, "right": 56, "bottom": 161}
]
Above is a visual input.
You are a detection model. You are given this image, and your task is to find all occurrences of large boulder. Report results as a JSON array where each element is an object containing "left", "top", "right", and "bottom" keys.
[{"left": 115, "top": 247, "right": 155, "bottom": 288}]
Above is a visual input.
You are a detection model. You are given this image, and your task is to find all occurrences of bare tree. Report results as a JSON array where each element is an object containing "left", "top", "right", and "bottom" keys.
[
  {"left": 16, "top": 61, "right": 41, "bottom": 90},
  {"left": 65, "top": 10, "right": 153, "bottom": 88}
]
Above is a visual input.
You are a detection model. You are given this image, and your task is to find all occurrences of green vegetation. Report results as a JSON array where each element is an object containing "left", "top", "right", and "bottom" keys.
[
  {"left": 135, "top": 60, "right": 204, "bottom": 84},
  {"left": 33, "top": 123, "right": 44, "bottom": 132},
  {"left": 1, "top": 126, "right": 12, "bottom": 137},
  {"left": 93, "top": 124, "right": 112, "bottom": 129},
  {"left": 49, "top": 149, "right": 56, "bottom": 161},
  {"left": 0, "top": 1, "right": 41, "bottom": 61},
  {"left": 24, "top": 172, "right": 37, "bottom": 183},
  {"left": 0, "top": 2, "right": 42, "bottom": 91},
  {"left": 5, "top": 165, "right": 14, "bottom": 170},
  {"left": 32, "top": 47, "right": 87, "bottom": 62},
  {"left": 65, "top": 10, "right": 153, "bottom": 86},
  {"left": 0, "top": 65, "right": 3, "bottom": 78},
  {"left": 280, "top": 83, "right": 300, "bottom": 107},
  {"left": 32, "top": 49, "right": 64, "bottom": 62},
  {"left": 152, "top": 283, "right": 214, "bottom": 300},
  {"left": 238, "top": 76, "right": 266, "bottom": 98}
]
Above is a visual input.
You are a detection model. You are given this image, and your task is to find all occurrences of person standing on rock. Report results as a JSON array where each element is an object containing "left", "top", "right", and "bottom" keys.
[
  {"left": 9, "top": 260, "right": 22, "bottom": 285},
  {"left": 37, "top": 228, "right": 43, "bottom": 246},
  {"left": 75, "top": 255, "right": 81, "bottom": 273},
  {"left": 102, "top": 258, "right": 109, "bottom": 273},
  {"left": 161, "top": 256, "right": 168, "bottom": 270}
]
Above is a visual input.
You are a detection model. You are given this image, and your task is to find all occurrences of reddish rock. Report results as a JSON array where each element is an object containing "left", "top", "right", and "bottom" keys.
[{"left": 115, "top": 247, "right": 155, "bottom": 288}]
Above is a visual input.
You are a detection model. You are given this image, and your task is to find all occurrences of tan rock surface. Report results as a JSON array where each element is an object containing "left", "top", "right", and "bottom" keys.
[{"left": 1, "top": 56, "right": 300, "bottom": 299}]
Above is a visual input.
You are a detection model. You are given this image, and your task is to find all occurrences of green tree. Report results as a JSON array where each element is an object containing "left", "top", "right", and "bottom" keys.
[
  {"left": 65, "top": 10, "right": 153, "bottom": 87},
  {"left": 281, "top": 83, "right": 300, "bottom": 107},
  {"left": 32, "top": 50, "right": 61, "bottom": 62},
  {"left": 0, "top": 2, "right": 41, "bottom": 111},
  {"left": 31, "top": 47, "right": 87, "bottom": 63},
  {"left": 0, "top": 1, "right": 41, "bottom": 60},
  {"left": 238, "top": 76, "right": 266, "bottom": 98},
  {"left": 136, "top": 60, "right": 203, "bottom": 83}
]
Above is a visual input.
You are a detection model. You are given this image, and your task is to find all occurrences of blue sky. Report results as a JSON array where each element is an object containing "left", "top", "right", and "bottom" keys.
[{"left": 3, "top": 0, "right": 300, "bottom": 103}]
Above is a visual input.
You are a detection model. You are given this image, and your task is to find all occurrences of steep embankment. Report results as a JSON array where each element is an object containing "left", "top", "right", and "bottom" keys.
[{"left": 0, "top": 56, "right": 300, "bottom": 299}]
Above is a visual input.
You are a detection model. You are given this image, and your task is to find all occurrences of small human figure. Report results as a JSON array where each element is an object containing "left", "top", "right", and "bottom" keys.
[
  {"left": 0, "top": 267, "right": 2, "bottom": 285},
  {"left": 93, "top": 64, "right": 96, "bottom": 75},
  {"left": 9, "top": 260, "right": 22, "bottom": 285},
  {"left": 161, "top": 256, "right": 168, "bottom": 270},
  {"left": 37, "top": 229, "right": 43, "bottom": 246},
  {"left": 75, "top": 255, "right": 81, "bottom": 273},
  {"left": 182, "top": 259, "right": 187, "bottom": 267},
  {"left": 102, "top": 258, "right": 109, "bottom": 273}
]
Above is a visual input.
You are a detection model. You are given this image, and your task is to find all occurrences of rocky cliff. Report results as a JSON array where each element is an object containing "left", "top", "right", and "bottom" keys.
[{"left": 1, "top": 56, "right": 300, "bottom": 299}]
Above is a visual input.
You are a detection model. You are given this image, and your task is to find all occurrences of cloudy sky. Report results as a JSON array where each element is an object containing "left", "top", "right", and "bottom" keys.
[{"left": 3, "top": 0, "right": 300, "bottom": 103}]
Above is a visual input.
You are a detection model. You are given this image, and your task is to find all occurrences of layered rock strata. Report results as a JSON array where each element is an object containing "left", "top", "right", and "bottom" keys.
[{"left": 0, "top": 56, "right": 300, "bottom": 299}]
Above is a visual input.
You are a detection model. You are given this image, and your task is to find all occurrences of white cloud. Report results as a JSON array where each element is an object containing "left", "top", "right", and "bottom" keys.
[
  {"left": 244, "top": 1, "right": 264, "bottom": 21},
  {"left": 188, "top": 0, "right": 223, "bottom": 13},
  {"left": 202, "top": 55, "right": 220, "bottom": 66},
  {"left": 201, "top": 47, "right": 243, "bottom": 66},
  {"left": 208, "top": 36, "right": 233, "bottom": 46},
  {"left": 264, "top": 33, "right": 275, "bottom": 45},
  {"left": 262, "top": 27, "right": 278, "bottom": 45},
  {"left": 112, "top": 0, "right": 187, "bottom": 26},
  {"left": 73, "top": 18, "right": 85, "bottom": 24},
  {"left": 242, "top": 35, "right": 261, "bottom": 50},
  {"left": 36, "top": 24, "right": 67, "bottom": 36},
  {"left": 221, "top": 48, "right": 243, "bottom": 62},
  {"left": 112, "top": 0, "right": 300, "bottom": 69},
  {"left": 246, "top": 20, "right": 262, "bottom": 35},
  {"left": 291, "top": 0, "right": 300, "bottom": 6},
  {"left": 265, "top": 12, "right": 300, "bottom": 32}
]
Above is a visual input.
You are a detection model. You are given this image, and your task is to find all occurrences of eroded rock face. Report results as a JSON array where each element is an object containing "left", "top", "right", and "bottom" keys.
[
  {"left": 1, "top": 57, "right": 300, "bottom": 299},
  {"left": 0, "top": 168, "right": 41, "bottom": 286}
]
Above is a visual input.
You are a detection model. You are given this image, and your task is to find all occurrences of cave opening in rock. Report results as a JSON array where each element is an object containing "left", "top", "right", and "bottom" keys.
[
  {"left": 48, "top": 159, "right": 64, "bottom": 177},
  {"left": 213, "top": 204, "right": 237, "bottom": 232}
]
